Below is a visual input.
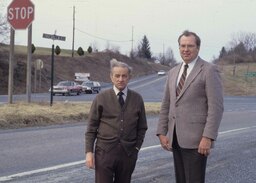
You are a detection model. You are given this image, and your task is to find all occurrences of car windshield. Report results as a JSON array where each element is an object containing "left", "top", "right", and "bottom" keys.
[
  {"left": 83, "top": 82, "right": 93, "bottom": 87},
  {"left": 57, "top": 82, "right": 71, "bottom": 86}
]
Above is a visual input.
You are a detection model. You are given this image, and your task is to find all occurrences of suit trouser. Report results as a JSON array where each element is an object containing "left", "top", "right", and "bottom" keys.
[
  {"left": 172, "top": 128, "right": 207, "bottom": 183},
  {"left": 95, "top": 144, "right": 137, "bottom": 183}
]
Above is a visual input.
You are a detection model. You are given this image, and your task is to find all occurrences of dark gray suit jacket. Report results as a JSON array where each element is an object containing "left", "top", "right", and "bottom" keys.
[{"left": 157, "top": 57, "right": 224, "bottom": 149}]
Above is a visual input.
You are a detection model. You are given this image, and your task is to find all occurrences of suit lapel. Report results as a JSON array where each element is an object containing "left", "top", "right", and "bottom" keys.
[{"left": 176, "top": 58, "right": 204, "bottom": 100}]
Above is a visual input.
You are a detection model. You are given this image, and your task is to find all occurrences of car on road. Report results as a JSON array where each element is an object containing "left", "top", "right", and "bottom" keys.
[
  {"left": 157, "top": 70, "right": 166, "bottom": 76},
  {"left": 81, "top": 81, "right": 101, "bottom": 94},
  {"left": 50, "top": 81, "right": 82, "bottom": 96}
]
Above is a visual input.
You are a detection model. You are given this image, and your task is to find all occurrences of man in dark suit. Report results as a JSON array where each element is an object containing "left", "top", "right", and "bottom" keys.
[
  {"left": 156, "top": 30, "right": 224, "bottom": 183},
  {"left": 85, "top": 59, "right": 148, "bottom": 183}
]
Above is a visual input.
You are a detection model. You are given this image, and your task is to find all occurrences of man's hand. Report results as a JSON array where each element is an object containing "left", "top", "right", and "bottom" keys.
[
  {"left": 85, "top": 152, "right": 94, "bottom": 169},
  {"left": 158, "top": 134, "right": 172, "bottom": 151},
  {"left": 198, "top": 136, "right": 212, "bottom": 156}
]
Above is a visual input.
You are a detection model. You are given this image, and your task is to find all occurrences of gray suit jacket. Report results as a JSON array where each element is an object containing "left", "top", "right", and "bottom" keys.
[{"left": 156, "top": 57, "right": 224, "bottom": 149}]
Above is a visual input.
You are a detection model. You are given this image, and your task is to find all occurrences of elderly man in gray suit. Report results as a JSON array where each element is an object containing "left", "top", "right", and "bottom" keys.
[{"left": 156, "top": 30, "right": 224, "bottom": 183}]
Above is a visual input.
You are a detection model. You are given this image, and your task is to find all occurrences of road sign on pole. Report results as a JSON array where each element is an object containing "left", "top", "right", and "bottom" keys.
[
  {"left": 43, "top": 32, "right": 66, "bottom": 106},
  {"left": 7, "top": 0, "right": 35, "bottom": 104},
  {"left": 7, "top": 0, "right": 35, "bottom": 30}
]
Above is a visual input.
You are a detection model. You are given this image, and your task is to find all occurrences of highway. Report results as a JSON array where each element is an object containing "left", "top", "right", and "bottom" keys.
[
  {"left": 0, "top": 74, "right": 166, "bottom": 104},
  {"left": 0, "top": 74, "right": 256, "bottom": 182}
]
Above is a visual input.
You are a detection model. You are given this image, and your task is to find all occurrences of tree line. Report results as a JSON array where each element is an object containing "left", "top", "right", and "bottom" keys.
[{"left": 214, "top": 32, "right": 256, "bottom": 64}]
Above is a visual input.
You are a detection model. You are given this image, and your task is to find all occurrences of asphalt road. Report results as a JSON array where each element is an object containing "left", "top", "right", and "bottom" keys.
[
  {"left": 0, "top": 74, "right": 166, "bottom": 104},
  {"left": 1, "top": 74, "right": 256, "bottom": 182},
  {"left": 1, "top": 99, "right": 256, "bottom": 182}
]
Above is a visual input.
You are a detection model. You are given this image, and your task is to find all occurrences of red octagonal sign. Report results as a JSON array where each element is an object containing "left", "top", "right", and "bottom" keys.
[{"left": 7, "top": 0, "right": 35, "bottom": 30}]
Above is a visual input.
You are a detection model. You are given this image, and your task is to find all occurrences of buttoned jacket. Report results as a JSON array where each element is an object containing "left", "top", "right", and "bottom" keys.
[
  {"left": 157, "top": 57, "right": 224, "bottom": 148},
  {"left": 86, "top": 88, "right": 148, "bottom": 155}
]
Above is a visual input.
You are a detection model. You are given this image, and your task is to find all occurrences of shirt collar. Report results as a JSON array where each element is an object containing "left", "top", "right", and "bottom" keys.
[
  {"left": 113, "top": 86, "right": 128, "bottom": 97},
  {"left": 182, "top": 56, "right": 198, "bottom": 68}
]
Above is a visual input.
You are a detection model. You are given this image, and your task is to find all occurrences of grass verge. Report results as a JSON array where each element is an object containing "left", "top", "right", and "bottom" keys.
[{"left": 0, "top": 102, "right": 161, "bottom": 129}]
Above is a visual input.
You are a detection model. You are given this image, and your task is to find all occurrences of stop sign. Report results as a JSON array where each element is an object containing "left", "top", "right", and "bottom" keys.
[{"left": 7, "top": 0, "right": 35, "bottom": 30}]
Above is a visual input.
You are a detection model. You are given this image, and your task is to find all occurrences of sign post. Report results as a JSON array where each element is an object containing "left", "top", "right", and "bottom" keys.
[
  {"left": 42, "top": 32, "right": 66, "bottom": 106},
  {"left": 7, "top": 0, "right": 35, "bottom": 103}
]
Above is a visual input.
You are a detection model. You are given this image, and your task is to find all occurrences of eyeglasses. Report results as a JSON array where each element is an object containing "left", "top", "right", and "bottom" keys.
[{"left": 179, "top": 44, "right": 197, "bottom": 50}]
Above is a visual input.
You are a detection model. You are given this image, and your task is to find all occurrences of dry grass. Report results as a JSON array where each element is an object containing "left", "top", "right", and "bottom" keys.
[
  {"left": 0, "top": 102, "right": 161, "bottom": 129},
  {"left": 220, "top": 63, "right": 256, "bottom": 96}
]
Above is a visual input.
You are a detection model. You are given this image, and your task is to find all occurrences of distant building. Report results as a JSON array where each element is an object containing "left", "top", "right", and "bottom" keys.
[{"left": 74, "top": 73, "right": 90, "bottom": 82}]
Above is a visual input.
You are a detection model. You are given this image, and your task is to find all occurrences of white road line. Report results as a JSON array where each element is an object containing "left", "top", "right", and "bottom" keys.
[
  {"left": 1, "top": 125, "right": 256, "bottom": 182},
  {"left": 0, "top": 161, "right": 84, "bottom": 182},
  {"left": 130, "top": 76, "right": 166, "bottom": 90},
  {"left": 219, "top": 125, "right": 256, "bottom": 135}
]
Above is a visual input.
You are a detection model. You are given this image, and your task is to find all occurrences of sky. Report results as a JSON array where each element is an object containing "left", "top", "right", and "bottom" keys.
[{"left": 1, "top": 0, "right": 256, "bottom": 61}]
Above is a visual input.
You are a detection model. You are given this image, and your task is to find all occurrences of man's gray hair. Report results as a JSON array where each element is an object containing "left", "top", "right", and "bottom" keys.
[{"left": 110, "top": 58, "right": 133, "bottom": 75}]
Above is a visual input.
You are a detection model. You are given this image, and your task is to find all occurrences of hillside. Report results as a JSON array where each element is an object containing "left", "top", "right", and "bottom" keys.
[
  {"left": 0, "top": 44, "right": 170, "bottom": 94},
  {"left": 1, "top": 44, "right": 256, "bottom": 96}
]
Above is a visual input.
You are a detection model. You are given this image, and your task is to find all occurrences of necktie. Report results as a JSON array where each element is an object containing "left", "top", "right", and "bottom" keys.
[
  {"left": 118, "top": 91, "right": 124, "bottom": 107},
  {"left": 176, "top": 64, "right": 188, "bottom": 96}
]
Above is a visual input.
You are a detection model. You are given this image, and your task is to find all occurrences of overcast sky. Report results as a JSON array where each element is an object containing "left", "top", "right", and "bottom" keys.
[{"left": 2, "top": 0, "right": 256, "bottom": 61}]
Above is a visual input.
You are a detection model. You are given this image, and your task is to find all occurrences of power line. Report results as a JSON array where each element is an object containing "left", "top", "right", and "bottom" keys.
[{"left": 75, "top": 28, "right": 132, "bottom": 43}]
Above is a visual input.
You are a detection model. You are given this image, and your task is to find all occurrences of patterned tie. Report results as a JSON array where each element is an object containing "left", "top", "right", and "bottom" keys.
[
  {"left": 176, "top": 64, "right": 189, "bottom": 96},
  {"left": 118, "top": 91, "right": 124, "bottom": 107}
]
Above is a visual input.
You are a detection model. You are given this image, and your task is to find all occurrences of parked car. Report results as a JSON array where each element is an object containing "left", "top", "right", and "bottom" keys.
[
  {"left": 157, "top": 70, "right": 166, "bottom": 76},
  {"left": 50, "top": 81, "right": 82, "bottom": 96},
  {"left": 81, "top": 81, "right": 101, "bottom": 94}
]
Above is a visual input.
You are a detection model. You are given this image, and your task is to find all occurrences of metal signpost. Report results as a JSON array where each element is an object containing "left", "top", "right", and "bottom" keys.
[
  {"left": 34, "top": 59, "right": 43, "bottom": 92},
  {"left": 7, "top": 0, "right": 35, "bottom": 103},
  {"left": 42, "top": 33, "right": 66, "bottom": 106}
]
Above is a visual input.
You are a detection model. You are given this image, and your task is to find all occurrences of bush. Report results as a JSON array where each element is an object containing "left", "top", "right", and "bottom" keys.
[
  {"left": 87, "top": 46, "right": 92, "bottom": 54},
  {"left": 55, "top": 45, "right": 61, "bottom": 55},
  {"left": 77, "top": 47, "right": 84, "bottom": 56}
]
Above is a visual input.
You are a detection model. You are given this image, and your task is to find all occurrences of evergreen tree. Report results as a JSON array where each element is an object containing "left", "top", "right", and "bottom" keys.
[
  {"left": 234, "top": 42, "right": 247, "bottom": 56},
  {"left": 219, "top": 47, "right": 227, "bottom": 59},
  {"left": 138, "top": 35, "right": 152, "bottom": 59},
  {"left": 87, "top": 46, "right": 92, "bottom": 54}
]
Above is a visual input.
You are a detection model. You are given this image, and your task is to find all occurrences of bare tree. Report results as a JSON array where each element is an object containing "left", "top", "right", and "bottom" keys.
[
  {"left": 165, "top": 47, "right": 176, "bottom": 66},
  {"left": 0, "top": 16, "right": 9, "bottom": 43},
  {"left": 0, "top": 1, "right": 10, "bottom": 43},
  {"left": 229, "top": 32, "right": 256, "bottom": 51},
  {"left": 104, "top": 42, "right": 120, "bottom": 54}
]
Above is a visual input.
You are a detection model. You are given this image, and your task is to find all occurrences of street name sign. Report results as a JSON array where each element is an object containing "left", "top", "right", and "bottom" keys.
[{"left": 43, "top": 33, "right": 66, "bottom": 41}]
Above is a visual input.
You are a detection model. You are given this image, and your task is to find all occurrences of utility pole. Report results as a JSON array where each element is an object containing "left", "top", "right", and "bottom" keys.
[
  {"left": 163, "top": 43, "right": 165, "bottom": 56},
  {"left": 131, "top": 26, "right": 134, "bottom": 57},
  {"left": 72, "top": 6, "right": 75, "bottom": 57},
  {"left": 162, "top": 43, "right": 165, "bottom": 64}
]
